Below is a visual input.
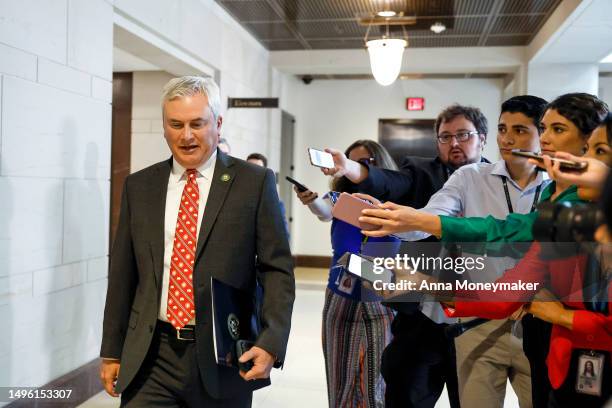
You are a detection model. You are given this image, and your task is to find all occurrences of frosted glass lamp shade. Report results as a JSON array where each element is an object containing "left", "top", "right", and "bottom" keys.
[{"left": 366, "top": 38, "right": 407, "bottom": 86}]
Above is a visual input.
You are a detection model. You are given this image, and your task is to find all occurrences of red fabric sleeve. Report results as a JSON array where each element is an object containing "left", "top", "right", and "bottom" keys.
[
  {"left": 444, "top": 242, "right": 550, "bottom": 319},
  {"left": 570, "top": 310, "right": 612, "bottom": 351}
]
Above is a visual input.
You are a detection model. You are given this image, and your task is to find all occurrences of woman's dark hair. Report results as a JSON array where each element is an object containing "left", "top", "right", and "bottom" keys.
[
  {"left": 331, "top": 139, "right": 398, "bottom": 192},
  {"left": 546, "top": 93, "right": 609, "bottom": 139},
  {"left": 500, "top": 95, "right": 548, "bottom": 130},
  {"left": 434, "top": 104, "right": 488, "bottom": 139}
]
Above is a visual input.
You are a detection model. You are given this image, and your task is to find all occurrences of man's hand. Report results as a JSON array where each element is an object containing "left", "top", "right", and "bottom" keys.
[
  {"left": 294, "top": 186, "right": 318, "bottom": 205},
  {"left": 320, "top": 148, "right": 367, "bottom": 183},
  {"left": 238, "top": 346, "right": 275, "bottom": 381},
  {"left": 99, "top": 359, "right": 120, "bottom": 397},
  {"left": 358, "top": 202, "right": 442, "bottom": 238}
]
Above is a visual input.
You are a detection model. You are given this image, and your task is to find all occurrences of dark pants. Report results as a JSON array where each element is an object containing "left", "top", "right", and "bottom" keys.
[
  {"left": 381, "top": 311, "right": 461, "bottom": 408},
  {"left": 522, "top": 315, "right": 553, "bottom": 408},
  {"left": 121, "top": 323, "right": 252, "bottom": 408}
]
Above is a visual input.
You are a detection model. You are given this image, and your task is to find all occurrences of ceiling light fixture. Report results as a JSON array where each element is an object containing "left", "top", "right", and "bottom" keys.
[
  {"left": 364, "top": 16, "right": 408, "bottom": 86},
  {"left": 377, "top": 10, "right": 396, "bottom": 17},
  {"left": 430, "top": 22, "right": 446, "bottom": 34}
]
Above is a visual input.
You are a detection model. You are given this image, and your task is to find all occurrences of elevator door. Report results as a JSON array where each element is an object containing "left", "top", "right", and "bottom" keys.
[{"left": 378, "top": 119, "right": 437, "bottom": 164}]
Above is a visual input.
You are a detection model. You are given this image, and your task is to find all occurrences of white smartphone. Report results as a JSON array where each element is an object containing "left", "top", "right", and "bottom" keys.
[
  {"left": 345, "top": 253, "right": 394, "bottom": 285},
  {"left": 308, "top": 148, "right": 335, "bottom": 169}
]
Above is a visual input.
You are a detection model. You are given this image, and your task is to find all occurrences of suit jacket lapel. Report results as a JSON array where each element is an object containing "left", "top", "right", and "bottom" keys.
[
  {"left": 149, "top": 158, "right": 172, "bottom": 289},
  {"left": 195, "top": 151, "right": 236, "bottom": 263}
]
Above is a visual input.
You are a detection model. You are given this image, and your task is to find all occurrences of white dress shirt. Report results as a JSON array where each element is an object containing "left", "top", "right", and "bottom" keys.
[{"left": 158, "top": 151, "right": 217, "bottom": 323}]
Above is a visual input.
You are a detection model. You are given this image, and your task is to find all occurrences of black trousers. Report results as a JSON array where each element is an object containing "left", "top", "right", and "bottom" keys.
[
  {"left": 381, "top": 311, "right": 461, "bottom": 408},
  {"left": 522, "top": 315, "right": 553, "bottom": 408},
  {"left": 120, "top": 324, "right": 252, "bottom": 408}
]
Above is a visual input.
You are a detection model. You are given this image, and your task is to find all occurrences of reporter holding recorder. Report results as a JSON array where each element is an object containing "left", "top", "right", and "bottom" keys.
[
  {"left": 321, "top": 105, "right": 492, "bottom": 408},
  {"left": 358, "top": 95, "right": 549, "bottom": 407},
  {"left": 363, "top": 96, "right": 611, "bottom": 407},
  {"left": 359, "top": 93, "right": 608, "bottom": 244},
  {"left": 295, "top": 140, "right": 399, "bottom": 408}
]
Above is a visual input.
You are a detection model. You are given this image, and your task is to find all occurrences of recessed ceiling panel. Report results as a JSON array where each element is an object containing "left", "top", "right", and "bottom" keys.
[{"left": 215, "top": 0, "right": 562, "bottom": 50}]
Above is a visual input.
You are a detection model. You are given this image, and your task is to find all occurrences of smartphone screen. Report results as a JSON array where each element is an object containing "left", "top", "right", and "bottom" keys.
[
  {"left": 308, "top": 148, "right": 335, "bottom": 169},
  {"left": 346, "top": 254, "right": 394, "bottom": 285}
]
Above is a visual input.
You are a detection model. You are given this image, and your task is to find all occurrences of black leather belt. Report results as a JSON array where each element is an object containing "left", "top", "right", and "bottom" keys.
[{"left": 158, "top": 320, "right": 196, "bottom": 341}]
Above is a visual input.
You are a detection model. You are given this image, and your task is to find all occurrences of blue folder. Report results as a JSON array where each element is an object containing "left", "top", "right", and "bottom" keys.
[{"left": 210, "top": 277, "right": 260, "bottom": 367}]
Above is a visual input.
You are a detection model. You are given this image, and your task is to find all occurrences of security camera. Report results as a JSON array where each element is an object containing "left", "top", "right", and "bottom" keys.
[{"left": 301, "top": 75, "right": 313, "bottom": 85}]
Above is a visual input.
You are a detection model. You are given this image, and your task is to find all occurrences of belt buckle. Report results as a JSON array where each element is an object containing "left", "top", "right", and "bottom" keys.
[{"left": 176, "top": 327, "right": 194, "bottom": 341}]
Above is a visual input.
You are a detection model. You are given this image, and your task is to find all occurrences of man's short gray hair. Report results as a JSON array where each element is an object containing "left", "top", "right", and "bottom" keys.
[{"left": 161, "top": 76, "right": 221, "bottom": 120}]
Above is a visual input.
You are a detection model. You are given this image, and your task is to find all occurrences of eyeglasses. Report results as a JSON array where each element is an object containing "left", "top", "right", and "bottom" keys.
[
  {"left": 357, "top": 157, "right": 376, "bottom": 165},
  {"left": 437, "top": 131, "right": 479, "bottom": 144}
]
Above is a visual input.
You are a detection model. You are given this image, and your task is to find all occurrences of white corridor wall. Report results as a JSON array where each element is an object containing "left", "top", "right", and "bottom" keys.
[{"left": 0, "top": 0, "right": 284, "bottom": 392}]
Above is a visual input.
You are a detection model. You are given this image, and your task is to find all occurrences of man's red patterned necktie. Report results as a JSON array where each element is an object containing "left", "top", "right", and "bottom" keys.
[{"left": 167, "top": 169, "right": 199, "bottom": 329}]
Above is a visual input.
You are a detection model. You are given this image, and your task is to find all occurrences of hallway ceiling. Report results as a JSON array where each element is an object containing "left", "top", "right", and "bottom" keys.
[{"left": 215, "top": 0, "right": 562, "bottom": 50}]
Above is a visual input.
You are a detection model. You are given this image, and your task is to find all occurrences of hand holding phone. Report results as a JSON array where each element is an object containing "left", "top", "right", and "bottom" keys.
[
  {"left": 344, "top": 253, "right": 394, "bottom": 285},
  {"left": 308, "top": 148, "right": 335, "bottom": 169},
  {"left": 331, "top": 192, "right": 380, "bottom": 231},
  {"left": 286, "top": 176, "right": 309, "bottom": 192},
  {"left": 235, "top": 339, "right": 255, "bottom": 372},
  {"left": 511, "top": 149, "right": 587, "bottom": 171}
]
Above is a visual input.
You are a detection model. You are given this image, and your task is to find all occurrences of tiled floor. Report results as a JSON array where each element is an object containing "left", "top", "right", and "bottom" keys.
[{"left": 79, "top": 268, "right": 518, "bottom": 408}]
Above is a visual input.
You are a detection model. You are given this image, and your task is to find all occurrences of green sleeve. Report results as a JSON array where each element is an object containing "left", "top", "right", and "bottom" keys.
[{"left": 440, "top": 212, "right": 538, "bottom": 243}]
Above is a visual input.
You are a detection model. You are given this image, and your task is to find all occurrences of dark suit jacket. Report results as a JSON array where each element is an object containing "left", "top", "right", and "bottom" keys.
[
  {"left": 100, "top": 151, "right": 295, "bottom": 399},
  {"left": 358, "top": 156, "right": 490, "bottom": 209}
]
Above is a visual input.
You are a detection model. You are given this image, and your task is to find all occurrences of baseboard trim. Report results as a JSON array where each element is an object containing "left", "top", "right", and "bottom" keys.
[
  {"left": 6, "top": 359, "right": 103, "bottom": 407},
  {"left": 294, "top": 255, "right": 332, "bottom": 268}
]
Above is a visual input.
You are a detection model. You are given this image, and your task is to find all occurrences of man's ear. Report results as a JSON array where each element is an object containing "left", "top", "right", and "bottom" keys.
[
  {"left": 216, "top": 115, "right": 223, "bottom": 133},
  {"left": 480, "top": 134, "right": 486, "bottom": 147}
]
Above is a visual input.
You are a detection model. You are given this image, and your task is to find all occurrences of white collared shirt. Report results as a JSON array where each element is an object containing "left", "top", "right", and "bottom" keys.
[{"left": 158, "top": 151, "right": 217, "bottom": 323}]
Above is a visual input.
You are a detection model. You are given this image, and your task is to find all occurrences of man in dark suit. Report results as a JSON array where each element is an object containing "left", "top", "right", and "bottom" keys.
[{"left": 99, "top": 76, "right": 295, "bottom": 407}]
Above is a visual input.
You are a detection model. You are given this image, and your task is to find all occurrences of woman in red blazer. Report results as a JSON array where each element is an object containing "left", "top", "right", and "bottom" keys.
[
  {"left": 444, "top": 179, "right": 612, "bottom": 406},
  {"left": 444, "top": 241, "right": 610, "bottom": 397}
]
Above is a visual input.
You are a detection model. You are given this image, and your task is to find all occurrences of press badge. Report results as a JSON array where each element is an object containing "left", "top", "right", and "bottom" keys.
[{"left": 575, "top": 351, "right": 605, "bottom": 396}]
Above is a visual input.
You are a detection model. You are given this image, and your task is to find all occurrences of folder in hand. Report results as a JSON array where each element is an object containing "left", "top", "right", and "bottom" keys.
[{"left": 210, "top": 277, "right": 260, "bottom": 368}]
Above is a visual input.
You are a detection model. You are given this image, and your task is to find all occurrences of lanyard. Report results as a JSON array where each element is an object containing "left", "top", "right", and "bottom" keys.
[{"left": 500, "top": 176, "right": 541, "bottom": 214}]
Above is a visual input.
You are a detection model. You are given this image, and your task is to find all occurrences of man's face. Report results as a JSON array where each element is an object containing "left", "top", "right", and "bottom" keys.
[
  {"left": 497, "top": 112, "right": 540, "bottom": 164},
  {"left": 437, "top": 115, "right": 485, "bottom": 168},
  {"left": 163, "top": 93, "right": 222, "bottom": 169}
]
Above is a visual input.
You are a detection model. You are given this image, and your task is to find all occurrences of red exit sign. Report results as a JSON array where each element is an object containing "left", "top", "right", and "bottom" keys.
[{"left": 406, "top": 97, "right": 425, "bottom": 111}]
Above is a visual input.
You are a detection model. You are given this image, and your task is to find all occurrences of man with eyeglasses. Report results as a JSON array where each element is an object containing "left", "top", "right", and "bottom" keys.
[{"left": 322, "top": 105, "right": 489, "bottom": 408}]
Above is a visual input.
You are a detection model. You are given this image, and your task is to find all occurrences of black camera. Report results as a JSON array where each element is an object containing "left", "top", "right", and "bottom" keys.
[{"left": 532, "top": 201, "right": 604, "bottom": 258}]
